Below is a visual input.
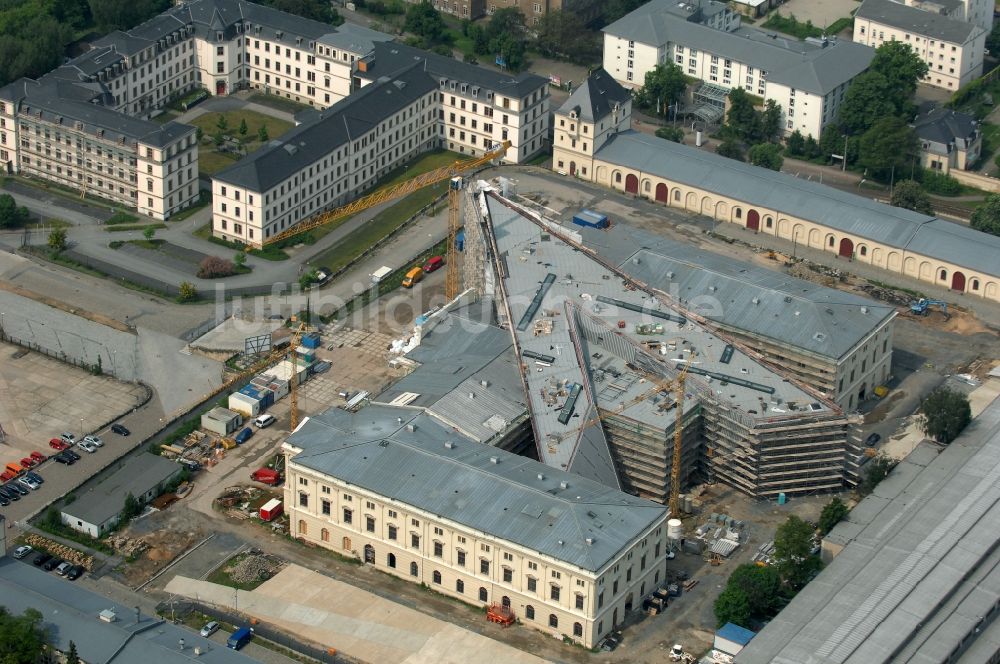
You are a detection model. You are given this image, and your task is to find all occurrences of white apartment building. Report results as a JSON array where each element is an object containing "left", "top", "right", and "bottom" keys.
[
  {"left": 854, "top": 0, "right": 986, "bottom": 91},
  {"left": 603, "top": 0, "right": 874, "bottom": 138},
  {"left": 283, "top": 406, "right": 670, "bottom": 649},
  {"left": 903, "top": 0, "right": 993, "bottom": 34},
  {"left": 212, "top": 46, "right": 549, "bottom": 247}
]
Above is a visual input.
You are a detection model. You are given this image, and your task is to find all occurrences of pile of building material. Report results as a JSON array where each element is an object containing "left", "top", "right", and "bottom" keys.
[
  {"left": 106, "top": 535, "right": 150, "bottom": 558},
  {"left": 695, "top": 513, "right": 747, "bottom": 559},
  {"left": 752, "top": 541, "right": 776, "bottom": 566},
  {"left": 23, "top": 534, "right": 95, "bottom": 570},
  {"left": 226, "top": 553, "right": 283, "bottom": 585}
]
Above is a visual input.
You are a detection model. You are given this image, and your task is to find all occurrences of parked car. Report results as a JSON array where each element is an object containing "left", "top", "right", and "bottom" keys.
[
  {"left": 30, "top": 451, "right": 46, "bottom": 464},
  {"left": 226, "top": 626, "right": 253, "bottom": 650},
  {"left": 864, "top": 432, "right": 881, "bottom": 446},
  {"left": 0, "top": 493, "right": 9, "bottom": 507},
  {"left": 63, "top": 449, "right": 81, "bottom": 462},
  {"left": 65, "top": 565, "right": 84, "bottom": 581},
  {"left": 12, "top": 545, "right": 32, "bottom": 559},
  {"left": 0, "top": 486, "right": 20, "bottom": 501},
  {"left": 17, "top": 476, "right": 40, "bottom": 491},
  {"left": 234, "top": 427, "right": 254, "bottom": 445},
  {"left": 53, "top": 452, "right": 74, "bottom": 465},
  {"left": 200, "top": 621, "right": 220, "bottom": 637},
  {"left": 19, "top": 457, "right": 37, "bottom": 469},
  {"left": 55, "top": 562, "right": 72, "bottom": 576},
  {"left": 59, "top": 432, "right": 76, "bottom": 445},
  {"left": 78, "top": 440, "right": 98, "bottom": 453},
  {"left": 6, "top": 482, "right": 29, "bottom": 496},
  {"left": 422, "top": 255, "right": 445, "bottom": 273},
  {"left": 42, "top": 557, "right": 62, "bottom": 571},
  {"left": 253, "top": 414, "right": 275, "bottom": 428},
  {"left": 251, "top": 468, "right": 282, "bottom": 486},
  {"left": 25, "top": 471, "right": 43, "bottom": 485},
  {"left": 110, "top": 423, "right": 130, "bottom": 436},
  {"left": 49, "top": 438, "right": 69, "bottom": 451},
  {"left": 32, "top": 552, "right": 52, "bottom": 567},
  {"left": 82, "top": 435, "right": 104, "bottom": 448},
  {"left": 0, "top": 470, "right": 13, "bottom": 482}
]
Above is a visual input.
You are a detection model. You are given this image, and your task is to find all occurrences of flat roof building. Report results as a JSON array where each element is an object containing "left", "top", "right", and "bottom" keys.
[
  {"left": 737, "top": 395, "right": 1000, "bottom": 663},
  {"left": 283, "top": 406, "right": 670, "bottom": 648}
]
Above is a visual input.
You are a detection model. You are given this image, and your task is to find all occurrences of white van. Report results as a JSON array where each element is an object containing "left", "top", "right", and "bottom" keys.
[{"left": 254, "top": 414, "right": 276, "bottom": 428}]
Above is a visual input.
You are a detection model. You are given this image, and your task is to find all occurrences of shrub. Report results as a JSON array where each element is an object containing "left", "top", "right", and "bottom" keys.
[
  {"left": 177, "top": 281, "right": 198, "bottom": 302},
  {"left": 920, "top": 170, "right": 962, "bottom": 196},
  {"left": 197, "top": 255, "right": 237, "bottom": 278}
]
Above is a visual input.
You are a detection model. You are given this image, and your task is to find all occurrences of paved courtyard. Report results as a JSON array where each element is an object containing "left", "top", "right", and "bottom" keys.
[
  {"left": 166, "top": 565, "right": 549, "bottom": 664},
  {"left": 767, "top": 0, "right": 857, "bottom": 31}
]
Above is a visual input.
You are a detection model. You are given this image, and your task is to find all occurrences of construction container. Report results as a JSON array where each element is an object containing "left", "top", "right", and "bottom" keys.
[
  {"left": 572, "top": 209, "right": 609, "bottom": 229},
  {"left": 260, "top": 499, "right": 283, "bottom": 522},
  {"left": 667, "top": 518, "right": 683, "bottom": 540},
  {"left": 201, "top": 407, "right": 242, "bottom": 436},
  {"left": 267, "top": 379, "right": 290, "bottom": 400},
  {"left": 301, "top": 332, "right": 321, "bottom": 349},
  {"left": 274, "top": 359, "right": 308, "bottom": 385},
  {"left": 239, "top": 385, "right": 273, "bottom": 410},
  {"left": 228, "top": 392, "right": 261, "bottom": 418},
  {"left": 296, "top": 346, "right": 316, "bottom": 364}
]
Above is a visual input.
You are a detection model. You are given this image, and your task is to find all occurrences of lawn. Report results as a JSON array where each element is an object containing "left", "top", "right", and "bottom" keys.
[
  {"left": 190, "top": 110, "right": 294, "bottom": 176},
  {"left": 247, "top": 92, "right": 313, "bottom": 114}
]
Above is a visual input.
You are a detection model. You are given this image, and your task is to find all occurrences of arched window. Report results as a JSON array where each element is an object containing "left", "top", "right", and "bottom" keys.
[
  {"left": 734, "top": 208, "right": 742, "bottom": 219},
  {"left": 573, "top": 622, "right": 583, "bottom": 637},
  {"left": 410, "top": 562, "right": 418, "bottom": 577},
  {"left": 859, "top": 246, "right": 868, "bottom": 257},
  {"left": 940, "top": 269, "right": 948, "bottom": 280},
  {"left": 765, "top": 217, "right": 773, "bottom": 228},
  {"left": 432, "top": 570, "right": 442, "bottom": 584},
  {"left": 526, "top": 605, "right": 535, "bottom": 620},
  {"left": 456, "top": 579, "right": 464, "bottom": 593},
  {"left": 321, "top": 528, "right": 329, "bottom": 542},
  {"left": 298, "top": 520, "right": 307, "bottom": 535},
  {"left": 828, "top": 236, "right": 835, "bottom": 247},
  {"left": 387, "top": 553, "right": 396, "bottom": 568},
  {"left": 615, "top": 172, "right": 622, "bottom": 183},
  {"left": 972, "top": 279, "right": 980, "bottom": 291},
  {"left": 643, "top": 180, "right": 650, "bottom": 192},
  {"left": 479, "top": 587, "right": 488, "bottom": 602},
  {"left": 673, "top": 189, "right": 681, "bottom": 201},
  {"left": 549, "top": 614, "right": 559, "bottom": 628}
]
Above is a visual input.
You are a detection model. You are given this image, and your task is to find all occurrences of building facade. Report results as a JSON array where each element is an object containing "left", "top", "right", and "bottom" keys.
[
  {"left": 853, "top": 0, "right": 986, "bottom": 90},
  {"left": 552, "top": 68, "right": 632, "bottom": 177},
  {"left": 903, "top": 0, "right": 993, "bottom": 33},
  {"left": 283, "top": 407, "right": 670, "bottom": 649},
  {"left": 911, "top": 107, "right": 982, "bottom": 174},
  {"left": 602, "top": 0, "right": 874, "bottom": 138}
]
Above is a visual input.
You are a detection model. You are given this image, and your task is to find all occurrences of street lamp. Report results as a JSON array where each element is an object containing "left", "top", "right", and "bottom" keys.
[{"left": 792, "top": 230, "right": 800, "bottom": 258}]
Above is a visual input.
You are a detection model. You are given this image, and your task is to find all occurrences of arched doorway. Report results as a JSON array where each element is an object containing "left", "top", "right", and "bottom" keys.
[
  {"left": 502, "top": 595, "right": 511, "bottom": 608},
  {"left": 569, "top": 161, "right": 576, "bottom": 176},
  {"left": 625, "top": 593, "right": 634, "bottom": 611},
  {"left": 655, "top": 182, "right": 668, "bottom": 203},
  {"left": 216, "top": 80, "right": 227, "bottom": 95},
  {"left": 387, "top": 553, "right": 396, "bottom": 568},
  {"left": 952, "top": 271, "right": 966, "bottom": 291},
  {"left": 342, "top": 536, "right": 351, "bottom": 551},
  {"left": 364, "top": 544, "right": 375, "bottom": 563},
  {"left": 839, "top": 238, "right": 854, "bottom": 258},
  {"left": 747, "top": 209, "right": 760, "bottom": 231},
  {"left": 625, "top": 173, "right": 639, "bottom": 194},
  {"left": 858, "top": 383, "right": 867, "bottom": 401}
]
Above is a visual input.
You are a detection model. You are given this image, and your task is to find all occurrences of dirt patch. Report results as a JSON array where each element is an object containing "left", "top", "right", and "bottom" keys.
[
  {"left": 865, "top": 391, "right": 906, "bottom": 424},
  {"left": 118, "top": 527, "right": 205, "bottom": 586}
]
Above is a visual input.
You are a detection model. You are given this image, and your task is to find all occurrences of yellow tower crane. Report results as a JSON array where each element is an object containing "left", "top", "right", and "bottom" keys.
[
  {"left": 669, "top": 359, "right": 693, "bottom": 517},
  {"left": 287, "top": 321, "right": 306, "bottom": 431}
]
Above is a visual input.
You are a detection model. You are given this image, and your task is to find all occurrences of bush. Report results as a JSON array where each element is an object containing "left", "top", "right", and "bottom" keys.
[
  {"left": 920, "top": 170, "right": 962, "bottom": 196},
  {"left": 197, "top": 255, "right": 237, "bottom": 278},
  {"left": 177, "top": 281, "right": 198, "bottom": 302}
]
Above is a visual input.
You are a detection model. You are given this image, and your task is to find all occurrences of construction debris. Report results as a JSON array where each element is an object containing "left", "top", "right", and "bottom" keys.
[
  {"left": 226, "top": 553, "right": 284, "bottom": 585},
  {"left": 23, "top": 534, "right": 95, "bottom": 570},
  {"left": 106, "top": 535, "right": 151, "bottom": 558}
]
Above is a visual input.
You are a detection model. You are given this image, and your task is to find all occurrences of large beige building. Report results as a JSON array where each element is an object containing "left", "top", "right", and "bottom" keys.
[
  {"left": 602, "top": 0, "right": 874, "bottom": 138},
  {"left": 854, "top": 0, "right": 987, "bottom": 91},
  {"left": 212, "top": 43, "right": 549, "bottom": 247},
  {"left": 284, "top": 406, "right": 670, "bottom": 649}
]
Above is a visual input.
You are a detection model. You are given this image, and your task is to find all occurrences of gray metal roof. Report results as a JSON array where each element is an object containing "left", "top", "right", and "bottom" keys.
[
  {"left": 357, "top": 41, "right": 548, "bottom": 98},
  {"left": 62, "top": 454, "right": 181, "bottom": 527},
  {"left": 577, "top": 224, "right": 895, "bottom": 361},
  {"left": 912, "top": 106, "right": 979, "bottom": 144},
  {"left": 0, "top": 559, "right": 256, "bottom": 664},
  {"left": 484, "top": 192, "right": 835, "bottom": 489},
  {"left": 603, "top": 4, "right": 873, "bottom": 95},
  {"left": 316, "top": 23, "right": 393, "bottom": 53},
  {"left": 855, "top": 0, "right": 984, "bottom": 43},
  {"left": 595, "top": 130, "right": 1000, "bottom": 278},
  {"left": 555, "top": 68, "right": 632, "bottom": 123},
  {"left": 285, "top": 406, "right": 668, "bottom": 573},
  {"left": 736, "top": 395, "right": 1000, "bottom": 664},
  {"left": 214, "top": 63, "right": 437, "bottom": 190}
]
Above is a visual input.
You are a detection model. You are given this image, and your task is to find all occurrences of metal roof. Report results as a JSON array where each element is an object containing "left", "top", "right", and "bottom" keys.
[
  {"left": 62, "top": 454, "right": 181, "bottom": 527},
  {"left": 736, "top": 395, "right": 1000, "bottom": 664},
  {"left": 577, "top": 224, "right": 895, "bottom": 361},
  {"left": 595, "top": 130, "right": 1000, "bottom": 278},
  {"left": 855, "top": 0, "right": 984, "bottom": 43},
  {"left": 316, "top": 23, "right": 393, "bottom": 53},
  {"left": 284, "top": 406, "right": 668, "bottom": 573},
  {"left": 911, "top": 107, "right": 978, "bottom": 145},
  {"left": 555, "top": 68, "right": 631, "bottom": 123},
  {"left": 0, "top": 559, "right": 256, "bottom": 664}
]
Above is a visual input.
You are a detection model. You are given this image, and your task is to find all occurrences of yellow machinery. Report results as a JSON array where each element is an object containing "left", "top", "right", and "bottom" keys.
[
  {"left": 668, "top": 360, "right": 692, "bottom": 517},
  {"left": 445, "top": 176, "right": 463, "bottom": 299}
]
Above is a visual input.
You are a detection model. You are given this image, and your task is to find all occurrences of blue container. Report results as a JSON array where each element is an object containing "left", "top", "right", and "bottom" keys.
[
  {"left": 302, "top": 332, "right": 321, "bottom": 349},
  {"left": 456, "top": 230, "right": 465, "bottom": 252},
  {"left": 572, "top": 209, "right": 609, "bottom": 229},
  {"left": 777, "top": 492, "right": 787, "bottom": 505}
]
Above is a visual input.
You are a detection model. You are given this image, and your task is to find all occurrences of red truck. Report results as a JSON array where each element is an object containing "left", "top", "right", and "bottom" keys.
[{"left": 251, "top": 468, "right": 281, "bottom": 485}]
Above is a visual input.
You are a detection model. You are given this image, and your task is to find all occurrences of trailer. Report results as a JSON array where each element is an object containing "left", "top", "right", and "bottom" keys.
[
  {"left": 371, "top": 266, "right": 393, "bottom": 284},
  {"left": 259, "top": 498, "right": 283, "bottom": 522},
  {"left": 572, "top": 209, "right": 609, "bottom": 229}
]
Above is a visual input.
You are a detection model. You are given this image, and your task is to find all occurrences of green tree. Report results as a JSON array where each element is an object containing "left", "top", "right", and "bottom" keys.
[
  {"left": 299, "top": 267, "right": 319, "bottom": 289},
  {"left": 177, "top": 281, "right": 198, "bottom": 302},
  {"left": 48, "top": 228, "right": 67, "bottom": 253},
  {"left": 890, "top": 179, "right": 933, "bottom": 215},
  {"left": 748, "top": 143, "right": 784, "bottom": 171},
  {"left": 122, "top": 492, "right": 141, "bottom": 521},
  {"left": 233, "top": 251, "right": 247, "bottom": 268},
  {"left": 858, "top": 116, "right": 917, "bottom": 179},
  {"left": 858, "top": 453, "right": 897, "bottom": 497},
  {"left": 216, "top": 114, "right": 228, "bottom": 132},
  {"left": 257, "top": 124, "right": 269, "bottom": 142},
  {"left": 716, "top": 139, "right": 744, "bottom": 161},
  {"left": 195, "top": 126, "right": 204, "bottom": 141},
  {"left": 714, "top": 586, "right": 752, "bottom": 628},
  {"left": 602, "top": 0, "right": 648, "bottom": 24},
  {"left": 920, "top": 387, "right": 972, "bottom": 444},
  {"left": 773, "top": 515, "right": 821, "bottom": 590},
  {"left": 837, "top": 71, "right": 900, "bottom": 135},
  {"left": 260, "top": 0, "right": 342, "bottom": 23},
  {"left": 970, "top": 193, "right": 1000, "bottom": 236},
  {"left": 988, "top": 21, "right": 1000, "bottom": 57},
  {"left": 213, "top": 130, "right": 225, "bottom": 147},
  {"left": 639, "top": 63, "right": 687, "bottom": 115},
  {"left": 802, "top": 135, "right": 821, "bottom": 159},
  {"left": 869, "top": 40, "right": 929, "bottom": 104},
  {"left": 238, "top": 118, "right": 248, "bottom": 137},
  {"left": 534, "top": 11, "right": 600, "bottom": 64},
  {"left": 491, "top": 31, "right": 526, "bottom": 71},
  {"left": 66, "top": 640, "right": 81, "bottom": 664},
  {"left": 404, "top": 1, "right": 446, "bottom": 46},
  {"left": 0, "top": 607, "right": 48, "bottom": 662},
  {"left": 760, "top": 99, "right": 782, "bottom": 143},
  {"left": 818, "top": 497, "right": 849, "bottom": 535},
  {"left": 727, "top": 563, "right": 783, "bottom": 618},
  {"left": 785, "top": 130, "right": 805, "bottom": 156},
  {"left": 655, "top": 126, "right": 685, "bottom": 143},
  {"left": 724, "top": 88, "right": 760, "bottom": 142},
  {"left": 142, "top": 226, "right": 156, "bottom": 241},
  {"left": 0, "top": 193, "right": 29, "bottom": 228},
  {"left": 88, "top": 0, "right": 167, "bottom": 33}
]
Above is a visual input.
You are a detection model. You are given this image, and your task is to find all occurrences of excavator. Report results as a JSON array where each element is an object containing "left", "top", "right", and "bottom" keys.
[{"left": 909, "top": 298, "right": 949, "bottom": 320}]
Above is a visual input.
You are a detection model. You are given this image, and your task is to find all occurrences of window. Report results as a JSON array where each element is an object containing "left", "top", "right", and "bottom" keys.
[
  {"left": 342, "top": 508, "right": 352, "bottom": 524},
  {"left": 480, "top": 543, "right": 491, "bottom": 553},
  {"left": 434, "top": 541, "right": 443, "bottom": 557},
  {"left": 527, "top": 561, "right": 537, "bottom": 571},
  {"left": 575, "top": 594, "right": 584, "bottom": 609},
  {"left": 432, "top": 570, "right": 442, "bottom": 584},
  {"left": 480, "top": 559, "right": 490, "bottom": 574},
  {"left": 503, "top": 568, "right": 513, "bottom": 583},
  {"left": 388, "top": 510, "right": 397, "bottom": 518},
  {"left": 388, "top": 525, "right": 397, "bottom": 540},
  {"left": 411, "top": 518, "right": 420, "bottom": 527},
  {"left": 549, "top": 614, "right": 558, "bottom": 628},
  {"left": 298, "top": 493, "right": 308, "bottom": 507},
  {"left": 321, "top": 528, "right": 329, "bottom": 542},
  {"left": 366, "top": 501, "right": 375, "bottom": 509},
  {"left": 457, "top": 550, "right": 466, "bottom": 566},
  {"left": 366, "top": 516, "right": 375, "bottom": 532},
  {"left": 456, "top": 579, "right": 464, "bottom": 593},
  {"left": 411, "top": 533, "right": 420, "bottom": 548},
  {"left": 550, "top": 585, "right": 561, "bottom": 601},
  {"left": 387, "top": 553, "right": 396, "bottom": 568},
  {"left": 298, "top": 520, "right": 307, "bottom": 535},
  {"left": 527, "top": 576, "right": 537, "bottom": 592},
  {"left": 410, "top": 562, "right": 418, "bottom": 577},
  {"left": 479, "top": 587, "right": 488, "bottom": 602},
  {"left": 573, "top": 622, "right": 583, "bottom": 637},
  {"left": 940, "top": 269, "right": 948, "bottom": 281},
  {"left": 298, "top": 477, "right": 308, "bottom": 486},
  {"left": 551, "top": 571, "right": 561, "bottom": 580},
  {"left": 503, "top": 552, "right": 513, "bottom": 562},
  {"left": 598, "top": 591, "right": 604, "bottom": 608},
  {"left": 434, "top": 527, "right": 444, "bottom": 536},
  {"left": 321, "top": 499, "right": 330, "bottom": 515}
]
